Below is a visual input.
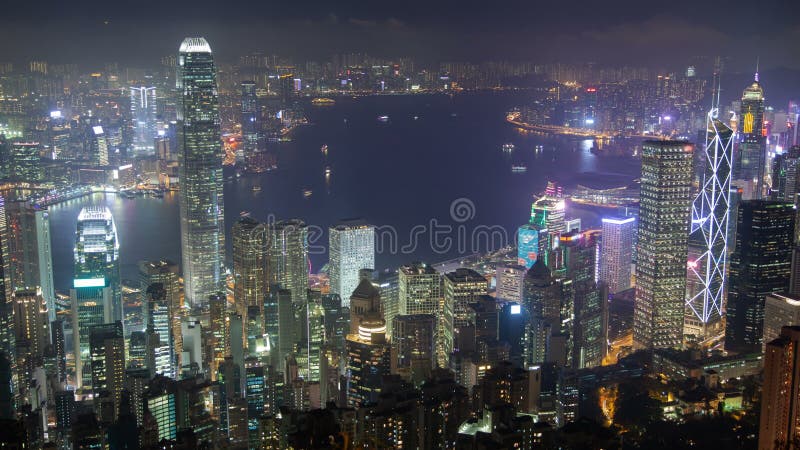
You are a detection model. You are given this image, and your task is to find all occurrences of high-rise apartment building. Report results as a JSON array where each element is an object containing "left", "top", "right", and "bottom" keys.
[
  {"left": 177, "top": 37, "right": 225, "bottom": 306},
  {"left": 759, "top": 326, "right": 800, "bottom": 449}
]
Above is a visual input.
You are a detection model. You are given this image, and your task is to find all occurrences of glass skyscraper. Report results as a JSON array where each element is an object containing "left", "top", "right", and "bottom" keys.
[
  {"left": 735, "top": 73, "right": 766, "bottom": 199},
  {"left": 725, "top": 201, "right": 794, "bottom": 354},
  {"left": 685, "top": 83, "right": 734, "bottom": 339},
  {"left": 71, "top": 206, "right": 119, "bottom": 387},
  {"left": 130, "top": 86, "right": 158, "bottom": 156},
  {"left": 267, "top": 219, "right": 308, "bottom": 303},
  {"left": 240, "top": 81, "right": 257, "bottom": 167},
  {"left": 177, "top": 37, "right": 225, "bottom": 306},
  {"left": 328, "top": 220, "right": 375, "bottom": 305},
  {"left": 633, "top": 140, "right": 694, "bottom": 349}
]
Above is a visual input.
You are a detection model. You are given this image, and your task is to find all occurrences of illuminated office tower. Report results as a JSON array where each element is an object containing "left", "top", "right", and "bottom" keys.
[
  {"left": 232, "top": 217, "right": 267, "bottom": 319},
  {"left": 329, "top": 220, "right": 375, "bottom": 306},
  {"left": 398, "top": 263, "right": 445, "bottom": 366},
  {"left": 5, "top": 201, "right": 56, "bottom": 322},
  {"left": 759, "top": 326, "right": 800, "bottom": 449},
  {"left": 0, "top": 197, "right": 16, "bottom": 398},
  {"left": 763, "top": 293, "right": 800, "bottom": 353},
  {"left": 686, "top": 80, "right": 735, "bottom": 340},
  {"left": 599, "top": 217, "right": 635, "bottom": 294},
  {"left": 267, "top": 219, "right": 308, "bottom": 303},
  {"left": 390, "top": 314, "right": 435, "bottom": 384},
  {"left": 735, "top": 72, "right": 766, "bottom": 199},
  {"left": 244, "top": 356, "right": 266, "bottom": 448},
  {"left": 130, "top": 86, "right": 157, "bottom": 156},
  {"left": 495, "top": 263, "right": 526, "bottom": 303},
  {"left": 517, "top": 224, "right": 549, "bottom": 269},
  {"left": 349, "top": 277, "right": 382, "bottom": 336},
  {"left": 90, "top": 126, "right": 109, "bottom": 166},
  {"left": 145, "top": 379, "right": 178, "bottom": 442},
  {"left": 177, "top": 37, "right": 225, "bottom": 306},
  {"left": 89, "top": 321, "right": 124, "bottom": 417},
  {"left": 71, "top": 207, "right": 119, "bottom": 387},
  {"left": 530, "top": 183, "right": 566, "bottom": 259},
  {"left": 771, "top": 146, "right": 800, "bottom": 201},
  {"left": 12, "top": 288, "right": 48, "bottom": 389},
  {"left": 138, "top": 260, "right": 181, "bottom": 371},
  {"left": 443, "top": 268, "right": 488, "bottom": 349},
  {"left": 345, "top": 316, "right": 390, "bottom": 407},
  {"left": 240, "top": 81, "right": 257, "bottom": 166},
  {"left": 208, "top": 293, "right": 228, "bottom": 378},
  {"left": 633, "top": 140, "right": 694, "bottom": 350},
  {"left": 560, "top": 232, "right": 607, "bottom": 369},
  {"left": 145, "top": 284, "right": 174, "bottom": 378},
  {"left": 725, "top": 201, "right": 794, "bottom": 354},
  {"left": 8, "top": 142, "right": 42, "bottom": 181}
]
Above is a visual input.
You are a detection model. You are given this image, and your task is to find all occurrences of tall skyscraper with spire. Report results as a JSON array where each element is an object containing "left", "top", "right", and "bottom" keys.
[
  {"left": 177, "top": 37, "right": 225, "bottom": 306},
  {"left": 685, "top": 64, "right": 734, "bottom": 341},
  {"left": 734, "top": 65, "right": 766, "bottom": 199}
]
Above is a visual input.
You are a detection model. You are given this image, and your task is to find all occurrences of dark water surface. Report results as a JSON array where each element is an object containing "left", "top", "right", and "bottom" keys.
[{"left": 48, "top": 92, "right": 641, "bottom": 291}]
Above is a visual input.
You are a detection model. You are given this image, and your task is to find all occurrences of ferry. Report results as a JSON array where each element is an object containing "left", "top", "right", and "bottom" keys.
[
  {"left": 311, "top": 97, "right": 336, "bottom": 106},
  {"left": 502, "top": 143, "right": 515, "bottom": 153},
  {"left": 325, "top": 166, "right": 332, "bottom": 176},
  {"left": 240, "top": 211, "right": 251, "bottom": 218},
  {"left": 303, "top": 189, "right": 313, "bottom": 198},
  {"left": 252, "top": 185, "right": 262, "bottom": 193},
  {"left": 377, "top": 115, "right": 390, "bottom": 123},
  {"left": 321, "top": 144, "right": 328, "bottom": 156},
  {"left": 511, "top": 164, "right": 528, "bottom": 173}
]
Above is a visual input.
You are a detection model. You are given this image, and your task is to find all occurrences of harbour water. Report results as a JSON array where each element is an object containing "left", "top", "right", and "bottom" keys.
[{"left": 48, "top": 92, "right": 642, "bottom": 291}]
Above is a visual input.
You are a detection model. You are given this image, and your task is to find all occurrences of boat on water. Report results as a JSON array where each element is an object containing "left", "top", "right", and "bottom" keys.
[
  {"left": 502, "top": 143, "right": 515, "bottom": 153},
  {"left": 511, "top": 165, "right": 528, "bottom": 173},
  {"left": 120, "top": 191, "right": 136, "bottom": 199},
  {"left": 252, "top": 185, "right": 262, "bottom": 193},
  {"left": 321, "top": 144, "right": 328, "bottom": 156},
  {"left": 240, "top": 211, "right": 251, "bottom": 218},
  {"left": 324, "top": 166, "right": 331, "bottom": 176},
  {"left": 311, "top": 97, "right": 336, "bottom": 106},
  {"left": 150, "top": 191, "right": 164, "bottom": 199},
  {"left": 303, "top": 189, "right": 313, "bottom": 198},
  {"left": 377, "top": 115, "right": 390, "bottom": 123}
]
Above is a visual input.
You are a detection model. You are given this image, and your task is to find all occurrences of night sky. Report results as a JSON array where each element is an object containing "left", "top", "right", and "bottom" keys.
[{"left": 1, "top": 0, "right": 799, "bottom": 69}]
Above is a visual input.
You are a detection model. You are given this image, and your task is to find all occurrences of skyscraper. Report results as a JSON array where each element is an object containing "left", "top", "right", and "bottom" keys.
[
  {"left": 495, "top": 263, "right": 526, "bottom": 303},
  {"left": 599, "top": 217, "right": 635, "bottom": 295},
  {"left": 8, "top": 142, "right": 41, "bottom": 181},
  {"left": 759, "top": 326, "right": 800, "bottom": 449},
  {"left": 390, "top": 314, "right": 435, "bottom": 385},
  {"left": 89, "top": 321, "right": 125, "bottom": 418},
  {"left": 443, "top": 268, "right": 488, "bottom": 355},
  {"left": 90, "top": 126, "right": 109, "bottom": 166},
  {"left": 517, "top": 224, "right": 548, "bottom": 269},
  {"left": 735, "top": 72, "right": 766, "bottom": 199},
  {"left": 12, "top": 288, "right": 48, "bottom": 390},
  {"left": 130, "top": 86, "right": 158, "bottom": 156},
  {"left": 725, "top": 200, "right": 794, "bottom": 354},
  {"left": 633, "top": 140, "right": 694, "bottom": 349},
  {"left": 267, "top": 219, "right": 308, "bottom": 303},
  {"left": 177, "top": 37, "right": 225, "bottom": 306},
  {"left": 329, "top": 221, "right": 375, "bottom": 305},
  {"left": 71, "top": 206, "right": 118, "bottom": 387},
  {"left": 240, "top": 81, "right": 257, "bottom": 167},
  {"left": 145, "top": 283, "right": 174, "bottom": 378},
  {"left": 232, "top": 217, "right": 267, "bottom": 318},
  {"left": 138, "top": 260, "right": 181, "bottom": 372},
  {"left": 686, "top": 79, "right": 735, "bottom": 339},
  {"left": 4, "top": 200, "right": 56, "bottom": 322},
  {"left": 398, "top": 263, "right": 445, "bottom": 366}
]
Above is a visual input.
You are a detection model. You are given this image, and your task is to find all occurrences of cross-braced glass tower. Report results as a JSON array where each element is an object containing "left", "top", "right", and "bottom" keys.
[
  {"left": 177, "top": 37, "right": 225, "bottom": 306},
  {"left": 686, "top": 73, "right": 734, "bottom": 335}
]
